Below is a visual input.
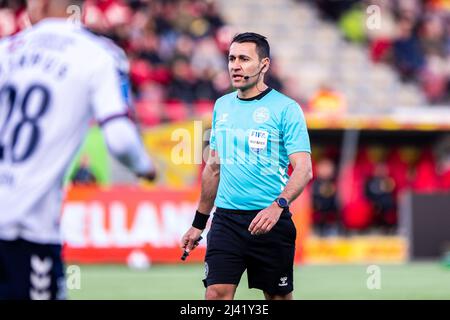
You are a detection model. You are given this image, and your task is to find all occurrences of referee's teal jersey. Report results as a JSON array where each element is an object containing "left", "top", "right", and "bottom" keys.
[{"left": 210, "top": 88, "right": 311, "bottom": 210}]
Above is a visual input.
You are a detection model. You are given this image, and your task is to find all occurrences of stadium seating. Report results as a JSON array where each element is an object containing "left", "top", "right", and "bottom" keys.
[{"left": 216, "top": 0, "right": 430, "bottom": 112}]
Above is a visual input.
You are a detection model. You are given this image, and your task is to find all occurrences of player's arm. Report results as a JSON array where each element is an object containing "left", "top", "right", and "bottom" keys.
[
  {"left": 181, "top": 149, "right": 220, "bottom": 251},
  {"left": 198, "top": 149, "right": 220, "bottom": 214},
  {"left": 279, "top": 152, "right": 313, "bottom": 203},
  {"left": 101, "top": 119, "right": 156, "bottom": 180},
  {"left": 249, "top": 152, "right": 313, "bottom": 235},
  {"left": 90, "top": 50, "right": 156, "bottom": 181}
]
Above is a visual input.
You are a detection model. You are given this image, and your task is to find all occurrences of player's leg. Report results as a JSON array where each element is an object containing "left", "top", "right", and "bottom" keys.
[
  {"left": 27, "top": 240, "right": 66, "bottom": 300},
  {"left": 0, "top": 239, "right": 65, "bottom": 300},
  {"left": 0, "top": 240, "right": 9, "bottom": 299},
  {"left": 205, "top": 284, "right": 238, "bottom": 300},
  {"left": 0, "top": 239, "right": 31, "bottom": 299},
  {"left": 263, "top": 292, "right": 293, "bottom": 300},
  {"left": 246, "top": 209, "right": 296, "bottom": 300},
  {"left": 203, "top": 209, "right": 247, "bottom": 300}
]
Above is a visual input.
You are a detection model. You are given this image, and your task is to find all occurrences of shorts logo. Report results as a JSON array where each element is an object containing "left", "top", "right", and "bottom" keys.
[
  {"left": 30, "top": 255, "right": 53, "bottom": 300},
  {"left": 253, "top": 107, "right": 270, "bottom": 124},
  {"left": 204, "top": 262, "right": 209, "bottom": 278},
  {"left": 279, "top": 276, "right": 288, "bottom": 287},
  {"left": 248, "top": 129, "right": 269, "bottom": 154}
]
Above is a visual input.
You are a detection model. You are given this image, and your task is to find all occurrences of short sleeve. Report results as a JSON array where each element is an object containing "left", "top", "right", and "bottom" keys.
[
  {"left": 281, "top": 103, "right": 311, "bottom": 155},
  {"left": 89, "top": 52, "right": 128, "bottom": 122}
]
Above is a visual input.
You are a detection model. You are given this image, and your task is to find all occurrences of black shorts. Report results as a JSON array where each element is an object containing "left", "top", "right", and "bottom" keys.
[
  {"left": 0, "top": 239, "right": 65, "bottom": 300},
  {"left": 203, "top": 207, "right": 297, "bottom": 296}
]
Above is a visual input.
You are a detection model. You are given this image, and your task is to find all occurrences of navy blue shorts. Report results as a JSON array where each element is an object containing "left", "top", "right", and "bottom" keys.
[
  {"left": 0, "top": 239, "right": 65, "bottom": 300},
  {"left": 203, "top": 207, "right": 297, "bottom": 296}
]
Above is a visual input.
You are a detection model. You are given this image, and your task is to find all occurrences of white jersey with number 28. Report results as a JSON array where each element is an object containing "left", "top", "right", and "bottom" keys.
[{"left": 0, "top": 18, "right": 150, "bottom": 244}]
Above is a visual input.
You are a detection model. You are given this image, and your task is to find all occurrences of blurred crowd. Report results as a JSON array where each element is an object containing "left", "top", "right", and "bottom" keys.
[
  {"left": 310, "top": 139, "right": 450, "bottom": 236},
  {"left": 315, "top": 0, "right": 450, "bottom": 105},
  {"left": 0, "top": 0, "right": 285, "bottom": 125},
  {"left": 3, "top": 0, "right": 448, "bottom": 113}
]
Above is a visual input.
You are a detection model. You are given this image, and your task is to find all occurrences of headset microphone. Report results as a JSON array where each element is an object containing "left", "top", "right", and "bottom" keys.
[{"left": 243, "top": 65, "right": 266, "bottom": 80}]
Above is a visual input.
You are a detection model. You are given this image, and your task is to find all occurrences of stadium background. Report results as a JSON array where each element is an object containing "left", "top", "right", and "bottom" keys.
[{"left": 1, "top": 0, "right": 450, "bottom": 299}]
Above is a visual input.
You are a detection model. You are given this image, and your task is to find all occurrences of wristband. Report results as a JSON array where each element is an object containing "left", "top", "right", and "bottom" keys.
[{"left": 192, "top": 210, "right": 210, "bottom": 230}]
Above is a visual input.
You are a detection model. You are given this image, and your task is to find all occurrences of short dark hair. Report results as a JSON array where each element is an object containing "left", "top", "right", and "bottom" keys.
[{"left": 231, "top": 32, "right": 270, "bottom": 60}]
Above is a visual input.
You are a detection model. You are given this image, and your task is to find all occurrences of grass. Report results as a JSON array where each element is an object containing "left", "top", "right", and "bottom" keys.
[{"left": 67, "top": 262, "right": 450, "bottom": 300}]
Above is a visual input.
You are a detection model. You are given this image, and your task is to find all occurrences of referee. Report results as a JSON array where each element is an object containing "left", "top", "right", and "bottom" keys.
[{"left": 181, "top": 32, "right": 313, "bottom": 300}]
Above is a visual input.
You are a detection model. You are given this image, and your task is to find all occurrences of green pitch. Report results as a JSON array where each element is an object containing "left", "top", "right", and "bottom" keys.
[{"left": 68, "top": 262, "right": 450, "bottom": 300}]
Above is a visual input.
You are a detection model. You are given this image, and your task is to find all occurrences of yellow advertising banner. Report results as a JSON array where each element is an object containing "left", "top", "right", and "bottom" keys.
[
  {"left": 141, "top": 120, "right": 205, "bottom": 188},
  {"left": 304, "top": 236, "right": 407, "bottom": 264}
]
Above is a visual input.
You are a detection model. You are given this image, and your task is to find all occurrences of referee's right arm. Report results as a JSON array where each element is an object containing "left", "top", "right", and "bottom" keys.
[
  {"left": 198, "top": 149, "right": 220, "bottom": 214},
  {"left": 180, "top": 149, "right": 220, "bottom": 251}
]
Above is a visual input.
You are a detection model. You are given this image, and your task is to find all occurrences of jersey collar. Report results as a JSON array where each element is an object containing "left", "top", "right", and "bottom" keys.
[
  {"left": 34, "top": 18, "right": 79, "bottom": 30},
  {"left": 237, "top": 87, "right": 272, "bottom": 102}
]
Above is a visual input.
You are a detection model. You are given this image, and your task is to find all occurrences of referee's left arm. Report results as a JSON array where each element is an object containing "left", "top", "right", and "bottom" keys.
[
  {"left": 249, "top": 152, "right": 313, "bottom": 235},
  {"left": 279, "top": 152, "right": 313, "bottom": 204}
]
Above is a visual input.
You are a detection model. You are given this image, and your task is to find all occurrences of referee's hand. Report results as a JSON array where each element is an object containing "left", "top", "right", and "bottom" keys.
[
  {"left": 181, "top": 227, "right": 203, "bottom": 252},
  {"left": 249, "top": 204, "right": 283, "bottom": 236},
  {"left": 137, "top": 169, "right": 157, "bottom": 182}
]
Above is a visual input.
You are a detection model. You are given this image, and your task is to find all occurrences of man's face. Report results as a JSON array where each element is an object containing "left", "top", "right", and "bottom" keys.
[{"left": 228, "top": 42, "right": 267, "bottom": 90}]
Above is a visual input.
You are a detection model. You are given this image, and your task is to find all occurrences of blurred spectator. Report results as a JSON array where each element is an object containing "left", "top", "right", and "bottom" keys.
[
  {"left": 191, "top": 38, "right": 226, "bottom": 75},
  {"left": 134, "top": 81, "right": 165, "bottom": 125},
  {"left": 364, "top": 162, "right": 397, "bottom": 233},
  {"left": 167, "top": 57, "right": 197, "bottom": 104},
  {"left": 195, "top": 69, "right": 221, "bottom": 101},
  {"left": 314, "top": 0, "right": 360, "bottom": 21},
  {"left": 0, "top": 0, "right": 28, "bottom": 37},
  {"left": 412, "top": 149, "right": 440, "bottom": 192},
  {"left": 439, "top": 156, "right": 450, "bottom": 190},
  {"left": 366, "top": 0, "right": 397, "bottom": 63},
  {"left": 315, "top": 0, "right": 450, "bottom": 105},
  {"left": 312, "top": 159, "right": 340, "bottom": 237},
  {"left": 392, "top": 16, "right": 425, "bottom": 81},
  {"left": 419, "top": 53, "right": 449, "bottom": 103},
  {"left": 388, "top": 145, "right": 421, "bottom": 191},
  {"left": 71, "top": 156, "right": 98, "bottom": 186},
  {"left": 308, "top": 84, "right": 347, "bottom": 113},
  {"left": 0, "top": 0, "right": 304, "bottom": 124},
  {"left": 435, "top": 135, "right": 450, "bottom": 189},
  {"left": 265, "top": 60, "right": 285, "bottom": 92},
  {"left": 420, "top": 14, "right": 447, "bottom": 57},
  {"left": 339, "top": 2, "right": 366, "bottom": 43},
  {"left": 81, "top": 0, "right": 231, "bottom": 122},
  {"left": 426, "top": 0, "right": 450, "bottom": 11}
]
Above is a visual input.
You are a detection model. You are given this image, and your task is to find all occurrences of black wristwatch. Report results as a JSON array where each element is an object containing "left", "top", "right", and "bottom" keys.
[{"left": 275, "top": 197, "right": 289, "bottom": 209}]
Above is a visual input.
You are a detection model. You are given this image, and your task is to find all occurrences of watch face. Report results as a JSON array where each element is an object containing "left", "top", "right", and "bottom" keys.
[{"left": 278, "top": 198, "right": 288, "bottom": 208}]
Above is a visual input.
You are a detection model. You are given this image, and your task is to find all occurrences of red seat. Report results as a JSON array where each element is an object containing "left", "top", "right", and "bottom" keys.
[
  {"left": 194, "top": 100, "right": 214, "bottom": 118},
  {"left": 338, "top": 162, "right": 373, "bottom": 230},
  {"left": 412, "top": 151, "right": 439, "bottom": 193},
  {"left": 164, "top": 100, "right": 190, "bottom": 122},
  {"left": 440, "top": 168, "right": 450, "bottom": 190},
  {"left": 135, "top": 101, "right": 161, "bottom": 127}
]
